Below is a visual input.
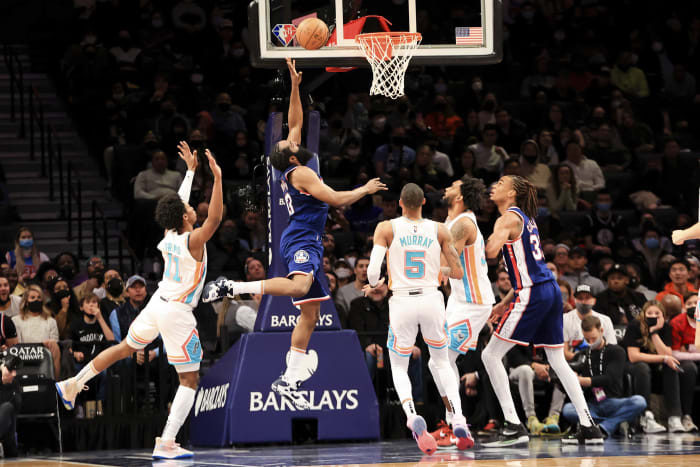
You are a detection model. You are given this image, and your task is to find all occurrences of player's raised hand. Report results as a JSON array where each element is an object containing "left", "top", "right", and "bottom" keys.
[
  {"left": 205, "top": 149, "right": 222, "bottom": 179},
  {"left": 177, "top": 141, "right": 198, "bottom": 172},
  {"left": 362, "top": 277, "right": 385, "bottom": 296},
  {"left": 286, "top": 57, "right": 302, "bottom": 86},
  {"left": 364, "top": 178, "right": 388, "bottom": 195}
]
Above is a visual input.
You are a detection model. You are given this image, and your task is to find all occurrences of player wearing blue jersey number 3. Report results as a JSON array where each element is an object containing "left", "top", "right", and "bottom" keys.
[
  {"left": 481, "top": 175, "right": 604, "bottom": 447},
  {"left": 202, "top": 58, "right": 387, "bottom": 409},
  {"left": 56, "top": 142, "right": 224, "bottom": 459}
]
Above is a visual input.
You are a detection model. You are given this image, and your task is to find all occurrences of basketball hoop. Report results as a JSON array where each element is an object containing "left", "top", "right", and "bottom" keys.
[{"left": 356, "top": 32, "right": 422, "bottom": 99}]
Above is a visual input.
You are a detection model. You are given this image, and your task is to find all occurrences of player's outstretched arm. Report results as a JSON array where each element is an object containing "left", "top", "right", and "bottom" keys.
[
  {"left": 673, "top": 222, "right": 700, "bottom": 245},
  {"left": 485, "top": 212, "right": 520, "bottom": 259},
  {"left": 438, "top": 224, "right": 463, "bottom": 279},
  {"left": 177, "top": 141, "right": 199, "bottom": 203},
  {"left": 190, "top": 150, "right": 223, "bottom": 249},
  {"left": 286, "top": 58, "right": 303, "bottom": 145},
  {"left": 294, "top": 167, "right": 387, "bottom": 207}
]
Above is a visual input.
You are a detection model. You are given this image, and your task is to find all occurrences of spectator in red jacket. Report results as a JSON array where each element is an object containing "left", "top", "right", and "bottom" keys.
[
  {"left": 669, "top": 293, "right": 699, "bottom": 432},
  {"left": 657, "top": 259, "right": 698, "bottom": 307}
]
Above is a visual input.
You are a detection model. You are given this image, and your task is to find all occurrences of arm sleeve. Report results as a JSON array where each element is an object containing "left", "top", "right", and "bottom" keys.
[
  {"left": 367, "top": 245, "right": 387, "bottom": 287},
  {"left": 178, "top": 170, "right": 195, "bottom": 203}
]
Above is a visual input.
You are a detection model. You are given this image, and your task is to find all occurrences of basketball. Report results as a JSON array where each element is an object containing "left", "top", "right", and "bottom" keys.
[{"left": 296, "top": 17, "right": 329, "bottom": 50}]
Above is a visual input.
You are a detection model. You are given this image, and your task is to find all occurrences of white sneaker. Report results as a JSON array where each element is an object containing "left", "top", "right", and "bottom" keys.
[
  {"left": 682, "top": 415, "right": 698, "bottom": 432},
  {"left": 55, "top": 378, "right": 86, "bottom": 410},
  {"left": 152, "top": 437, "right": 194, "bottom": 459},
  {"left": 641, "top": 411, "right": 666, "bottom": 434},
  {"left": 667, "top": 416, "right": 686, "bottom": 433}
]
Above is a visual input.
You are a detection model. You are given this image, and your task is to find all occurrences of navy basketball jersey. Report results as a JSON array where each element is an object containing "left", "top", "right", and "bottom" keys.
[
  {"left": 281, "top": 165, "right": 329, "bottom": 233},
  {"left": 501, "top": 207, "right": 554, "bottom": 290}
]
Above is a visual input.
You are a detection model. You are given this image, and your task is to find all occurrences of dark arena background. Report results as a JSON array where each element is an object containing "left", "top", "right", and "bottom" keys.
[{"left": 0, "top": 0, "right": 699, "bottom": 466}]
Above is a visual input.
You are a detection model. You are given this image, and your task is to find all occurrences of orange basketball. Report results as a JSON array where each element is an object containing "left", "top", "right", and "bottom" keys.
[{"left": 296, "top": 18, "right": 329, "bottom": 50}]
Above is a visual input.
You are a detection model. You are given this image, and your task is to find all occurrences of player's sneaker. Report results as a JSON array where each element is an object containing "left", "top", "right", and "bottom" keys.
[
  {"left": 55, "top": 378, "right": 87, "bottom": 410},
  {"left": 285, "top": 349, "right": 319, "bottom": 383},
  {"left": 478, "top": 419, "right": 499, "bottom": 436},
  {"left": 407, "top": 414, "right": 437, "bottom": 455},
  {"left": 481, "top": 421, "right": 529, "bottom": 447},
  {"left": 667, "top": 416, "right": 686, "bottom": 433},
  {"left": 542, "top": 414, "right": 561, "bottom": 434},
  {"left": 271, "top": 374, "right": 310, "bottom": 410},
  {"left": 527, "top": 415, "right": 544, "bottom": 435},
  {"left": 682, "top": 415, "right": 698, "bottom": 432},
  {"left": 152, "top": 437, "right": 194, "bottom": 459},
  {"left": 561, "top": 424, "right": 605, "bottom": 445},
  {"left": 202, "top": 276, "right": 233, "bottom": 303},
  {"left": 451, "top": 415, "right": 474, "bottom": 450},
  {"left": 430, "top": 420, "right": 452, "bottom": 441}
]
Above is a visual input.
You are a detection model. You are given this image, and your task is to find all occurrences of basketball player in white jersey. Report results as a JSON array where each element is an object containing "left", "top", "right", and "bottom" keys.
[
  {"left": 55, "top": 142, "right": 223, "bottom": 459},
  {"left": 363, "top": 183, "right": 470, "bottom": 455},
  {"left": 428, "top": 176, "right": 494, "bottom": 449}
]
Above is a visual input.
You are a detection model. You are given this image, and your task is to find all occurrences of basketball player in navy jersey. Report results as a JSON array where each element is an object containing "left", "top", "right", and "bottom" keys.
[
  {"left": 203, "top": 58, "right": 386, "bottom": 409},
  {"left": 481, "top": 175, "right": 604, "bottom": 446}
]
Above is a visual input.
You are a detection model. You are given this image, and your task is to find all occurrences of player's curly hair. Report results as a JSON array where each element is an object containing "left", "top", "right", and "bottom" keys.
[
  {"left": 459, "top": 175, "right": 486, "bottom": 213},
  {"left": 269, "top": 142, "right": 294, "bottom": 172},
  {"left": 155, "top": 193, "right": 186, "bottom": 231}
]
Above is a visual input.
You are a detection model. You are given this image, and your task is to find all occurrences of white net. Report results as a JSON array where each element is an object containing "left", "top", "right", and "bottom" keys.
[{"left": 356, "top": 32, "right": 422, "bottom": 100}]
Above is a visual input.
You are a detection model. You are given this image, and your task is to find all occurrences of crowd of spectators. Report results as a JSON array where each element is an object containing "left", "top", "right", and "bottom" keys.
[{"left": 1, "top": 0, "right": 697, "bottom": 450}]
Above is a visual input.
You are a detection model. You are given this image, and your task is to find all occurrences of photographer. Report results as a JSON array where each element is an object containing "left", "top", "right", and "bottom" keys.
[
  {"left": 561, "top": 315, "right": 646, "bottom": 437},
  {"left": 0, "top": 353, "right": 21, "bottom": 457}
]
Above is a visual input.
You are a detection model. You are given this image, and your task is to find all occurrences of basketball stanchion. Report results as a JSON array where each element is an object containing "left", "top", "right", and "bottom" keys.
[{"left": 189, "top": 111, "right": 379, "bottom": 446}]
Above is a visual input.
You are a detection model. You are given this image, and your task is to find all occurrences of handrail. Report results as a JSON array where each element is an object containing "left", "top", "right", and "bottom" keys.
[
  {"left": 91, "top": 200, "right": 108, "bottom": 265},
  {"left": 3, "top": 44, "right": 25, "bottom": 138},
  {"left": 66, "top": 161, "right": 83, "bottom": 257}
]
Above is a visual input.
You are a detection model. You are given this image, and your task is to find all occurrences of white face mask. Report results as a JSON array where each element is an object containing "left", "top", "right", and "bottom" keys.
[
  {"left": 472, "top": 81, "right": 483, "bottom": 92},
  {"left": 345, "top": 256, "right": 357, "bottom": 269}
]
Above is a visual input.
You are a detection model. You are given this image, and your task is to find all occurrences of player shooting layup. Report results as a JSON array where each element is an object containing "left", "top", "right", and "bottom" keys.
[
  {"left": 363, "top": 183, "right": 471, "bottom": 455},
  {"left": 481, "top": 175, "right": 604, "bottom": 446},
  {"left": 202, "top": 58, "right": 386, "bottom": 409},
  {"left": 56, "top": 143, "right": 223, "bottom": 459},
  {"left": 427, "top": 176, "right": 494, "bottom": 447}
]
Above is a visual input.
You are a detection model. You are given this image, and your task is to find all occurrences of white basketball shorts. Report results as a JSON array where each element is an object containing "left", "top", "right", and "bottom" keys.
[
  {"left": 387, "top": 289, "right": 448, "bottom": 357},
  {"left": 445, "top": 296, "right": 492, "bottom": 354}
]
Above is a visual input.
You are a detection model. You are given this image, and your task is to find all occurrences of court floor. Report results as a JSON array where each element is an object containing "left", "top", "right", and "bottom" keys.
[{"left": 3, "top": 434, "right": 700, "bottom": 466}]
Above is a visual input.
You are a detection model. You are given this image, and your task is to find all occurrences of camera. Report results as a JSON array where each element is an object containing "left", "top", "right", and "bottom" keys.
[{"left": 0, "top": 351, "right": 21, "bottom": 373}]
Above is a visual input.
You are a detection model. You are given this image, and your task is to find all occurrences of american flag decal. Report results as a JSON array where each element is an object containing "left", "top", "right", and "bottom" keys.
[{"left": 455, "top": 27, "right": 483, "bottom": 45}]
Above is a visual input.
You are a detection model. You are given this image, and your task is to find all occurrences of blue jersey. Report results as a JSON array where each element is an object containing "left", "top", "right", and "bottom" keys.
[
  {"left": 501, "top": 207, "right": 553, "bottom": 290},
  {"left": 281, "top": 166, "right": 329, "bottom": 234}
]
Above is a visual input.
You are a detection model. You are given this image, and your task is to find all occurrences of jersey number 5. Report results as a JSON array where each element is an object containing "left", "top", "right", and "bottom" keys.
[
  {"left": 164, "top": 253, "right": 182, "bottom": 282},
  {"left": 404, "top": 251, "right": 425, "bottom": 279}
]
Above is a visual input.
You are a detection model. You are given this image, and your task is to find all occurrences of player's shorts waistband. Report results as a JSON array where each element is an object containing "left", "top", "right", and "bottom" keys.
[
  {"left": 391, "top": 287, "right": 438, "bottom": 297},
  {"left": 156, "top": 295, "right": 195, "bottom": 310}
]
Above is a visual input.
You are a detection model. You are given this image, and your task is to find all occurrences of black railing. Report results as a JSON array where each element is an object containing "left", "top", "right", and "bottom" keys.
[
  {"left": 92, "top": 200, "right": 137, "bottom": 275},
  {"left": 66, "top": 161, "right": 83, "bottom": 257},
  {"left": 3, "top": 43, "right": 25, "bottom": 138}
]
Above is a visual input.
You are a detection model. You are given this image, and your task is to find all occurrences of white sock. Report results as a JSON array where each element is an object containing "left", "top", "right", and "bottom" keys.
[
  {"left": 429, "top": 346, "right": 463, "bottom": 419},
  {"left": 389, "top": 351, "right": 416, "bottom": 418},
  {"left": 226, "top": 279, "right": 264, "bottom": 296},
  {"left": 284, "top": 346, "right": 306, "bottom": 381},
  {"left": 481, "top": 337, "right": 521, "bottom": 425},
  {"left": 74, "top": 361, "right": 98, "bottom": 387},
  {"left": 545, "top": 347, "right": 593, "bottom": 427},
  {"left": 161, "top": 385, "right": 196, "bottom": 441}
]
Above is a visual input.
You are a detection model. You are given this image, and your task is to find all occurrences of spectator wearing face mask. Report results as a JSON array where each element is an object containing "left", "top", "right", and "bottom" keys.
[
  {"left": 562, "top": 247, "right": 606, "bottom": 296},
  {"left": 625, "top": 263, "right": 657, "bottom": 301},
  {"left": 561, "top": 315, "right": 646, "bottom": 438},
  {"left": 5, "top": 227, "right": 49, "bottom": 285},
  {"left": 211, "top": 92, "right": 246, "bottom": 141},
  {"left": 611, "top": 51, "right": 649, "bottom": 99},
  {"left": 73, "top": 256, "right": 106, "bottom": 302},
  {"left": 656, "top": 259, "right": 698, "bottom": 307},
  {"left": 623, "top": 300, "right": 684, "bottom": 433},
  {"left": 669, "top": 293, "right": 700, "bottom": 432},
  {"left": 373, "top": 127, "right": 415, "bottom": 179},
  {"left": 12, "top": 285, "right": 61, "bottom": 377},
  {"left": 519, "top": 139, "right": 551, "bottom": 191},
  {"left": 334, "top": 260, "right": 353, "bottom": 288},
  {"left": 46, "top": 277, "right": 81, "bottom": 340},
  {"left": 633, "top": 225, "right": 670, "bottom": 288},
  {"left": 564, "top": 285, "right": 617, "bottom": 361},
  {"left": 595, "top": 264, "right": 647, "bottom": 326},
  {"left": 583, "top": 191, "right": 627, "bottom": 257},
  {"left": 99, "top": 270, "right": 126, "bottom": 325},
  {"left": 558, "top": 279, "right": 575, "bottom": 313},
  {"left": 54, "top": 251, "right": 81, "bottom": 287}
]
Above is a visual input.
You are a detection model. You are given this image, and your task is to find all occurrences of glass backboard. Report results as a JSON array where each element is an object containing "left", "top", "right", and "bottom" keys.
[{"left": 248, "top": 0, "right": 502, "bottom": 68}]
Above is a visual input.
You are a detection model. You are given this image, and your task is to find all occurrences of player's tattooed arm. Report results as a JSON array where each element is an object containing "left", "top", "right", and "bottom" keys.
[
  {"left": 450, "top": 217, "right": 476, "bottom": 253},
  {"left": 438, "top": 224, "right": 463, "bottom": 279}
]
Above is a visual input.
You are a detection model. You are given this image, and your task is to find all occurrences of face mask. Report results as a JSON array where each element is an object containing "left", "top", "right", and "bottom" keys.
[
  {"left": 537, "top": 207, "right": 550, "bottom": 217},
  {"left": 152, "top": 18, "right": 163, "bottom": 29},
  {"left": 644, "top": 238, "right": 660, "bottom": 249},
  {"left": 28, "top": 301, "right": 43, "bottom": 313},
  {"left": 55, "top": 289, "right": 71, "bottom": 300},
  {"left": 589, "top": 335, "right": 604, "bottom": 349},
  {"left": 524, "top": 155, "right": 538, "bottom": 164},
  {"left": 346, "top": 148, "right": 361, "bottom": 157},
  {"left": 629, "top": 276, "right": 639, "bottom": 288},
  {"left": 687, "top": 306, "right": 696, "bottom": 320},
  {"left": 218, "top": 103, "right": 231, "bottom": 112},
  {"left": 561, "top": 293, "right": 569, "bottom": 303},
  {"left": 60, "top": 265, "right": 75, "bottom": 279},
  {"left": 345, "top": 257, "right": 357, "bottom": 269},
  {"left": 19, "top": 239, "right": 33, "bottom": 248},
  {"left": 646, "top": 317, "right": 658, "bottom": 328},
  {"left": 576, "top": 303, "right": 593, "bottom": 315},
  {"left": 391, "top": 136, "right": 408, "bottom": 146},
  {"left": 597, "top": 203, "right": 611, "bottom": 212},
  {"left": 107, "top": 278, "right": 124, "bottom": 297},
  {"left": 472, "top": 81, "right": 483, "bottom": 92},
  {"left": 89, "top": 270, "right": 105, "bottom": 284}
]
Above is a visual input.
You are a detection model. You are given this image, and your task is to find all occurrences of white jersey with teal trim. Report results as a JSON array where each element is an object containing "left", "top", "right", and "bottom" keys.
[
  {"left": 446, "top": 212, "right": 495, "bottom": 305},
  {"left": 156, "top": 230, "right": 207, "bottom": 306},
  {"left": 387, "top": 217, "right": 441, "bottom": 291}
]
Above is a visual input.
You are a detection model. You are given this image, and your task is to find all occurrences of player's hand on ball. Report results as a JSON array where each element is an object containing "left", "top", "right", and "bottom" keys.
[
  {"left": 364, "top": 178, "right": 387, "bottom": 195},
  {"left": 205, "top": 149, "right": 222, "bottom": 178},
  {"left": 177, "top": 141, "right": 199, "bottom": 171},
  {"left": 362, "top": 277, "right": 385, "bottom": 296},
  {"left": 672, "top": 229, "right": 686, "bottom": 245},
  {"left": 286, "top": 57, "right": 302, "bottom": 86}
]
